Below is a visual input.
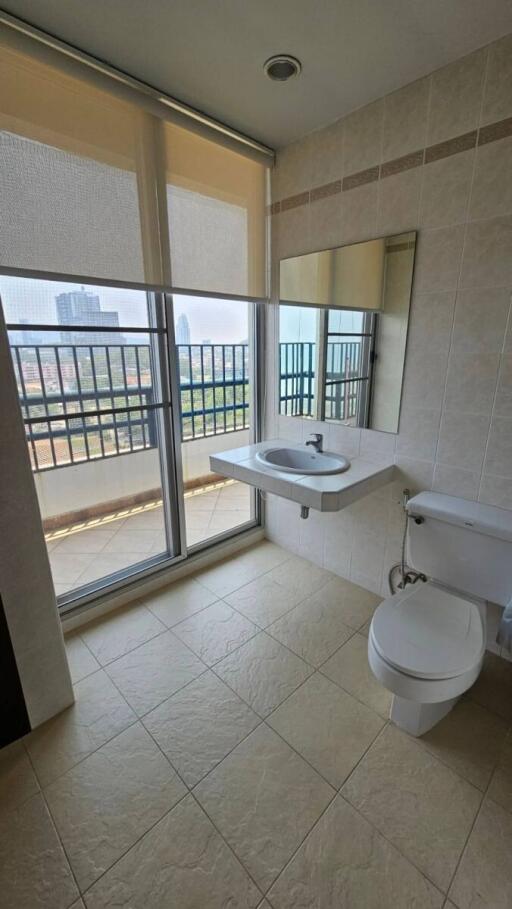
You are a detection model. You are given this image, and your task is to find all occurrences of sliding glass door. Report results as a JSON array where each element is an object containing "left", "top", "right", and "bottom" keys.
[{"left": 0, "top": 275, "right": 258, "bottom": 607}]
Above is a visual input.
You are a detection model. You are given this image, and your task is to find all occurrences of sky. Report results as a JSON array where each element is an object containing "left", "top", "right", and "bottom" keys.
[{"left": 0, "top": 276, "right": 249, "bottom": 344}]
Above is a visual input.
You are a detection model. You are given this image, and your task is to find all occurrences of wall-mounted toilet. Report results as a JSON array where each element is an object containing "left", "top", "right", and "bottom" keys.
[{"left": 368, "top": 492, "right": 512, "bottom": 736}]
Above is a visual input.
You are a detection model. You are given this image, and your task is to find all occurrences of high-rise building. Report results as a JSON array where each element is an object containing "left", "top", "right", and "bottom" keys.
[
  {"left": 175, "top": 313, "right": 191, "bottom": 345},
  {"left": 56, "top": 287, "right": 123, "bottom": 344}
]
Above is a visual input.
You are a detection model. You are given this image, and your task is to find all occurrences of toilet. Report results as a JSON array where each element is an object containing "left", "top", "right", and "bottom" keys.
[{"left": 368, "top": 491, "right": 512, "bottom": 736}]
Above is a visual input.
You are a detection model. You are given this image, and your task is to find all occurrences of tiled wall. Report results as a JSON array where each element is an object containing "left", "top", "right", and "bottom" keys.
[{"left": 264, "top": 33, "right": 512, "bottom": 637}]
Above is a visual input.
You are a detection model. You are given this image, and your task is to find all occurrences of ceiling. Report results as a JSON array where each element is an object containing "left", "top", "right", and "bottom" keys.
[{"left": 2, "top": 0, "right": 512, "bottom": 148}]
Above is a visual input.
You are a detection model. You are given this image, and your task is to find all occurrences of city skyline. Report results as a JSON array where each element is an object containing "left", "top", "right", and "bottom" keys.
[{"left": 0, "top": 276, "right": 249, "bottom": 344}]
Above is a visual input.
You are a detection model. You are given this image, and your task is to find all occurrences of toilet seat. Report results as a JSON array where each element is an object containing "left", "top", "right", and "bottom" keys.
[{"left": 370, "top": 580, "right": 484, "bottom": 681}]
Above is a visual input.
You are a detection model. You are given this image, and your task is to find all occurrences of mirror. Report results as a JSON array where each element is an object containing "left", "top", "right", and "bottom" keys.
[{"left": 279, "top": 231, "right": 416, "bottom": 433}]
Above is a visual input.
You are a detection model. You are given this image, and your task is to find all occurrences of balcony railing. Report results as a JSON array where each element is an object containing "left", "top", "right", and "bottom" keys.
[
  {"left": 12, "top": 342, "right": 249, "bottom": 472},
  {"left": 279, "top": 340, "right": 362, "bottom": 421}
]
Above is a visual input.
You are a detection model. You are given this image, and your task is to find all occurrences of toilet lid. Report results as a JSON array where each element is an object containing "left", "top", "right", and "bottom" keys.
[{"left": 370, "top": 581, "right": 484, "bottom": 680}]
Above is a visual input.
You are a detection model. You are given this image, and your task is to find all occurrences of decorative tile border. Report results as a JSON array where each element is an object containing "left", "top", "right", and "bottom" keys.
[{"left": 272, "top": 114, "right": 512, "bottom": 214}]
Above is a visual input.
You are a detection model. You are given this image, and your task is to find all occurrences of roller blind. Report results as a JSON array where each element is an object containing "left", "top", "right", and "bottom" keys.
[
  {"left": 165, "top": 122, "right": 266, "bottom": 298},
  {"left": 0, "top": 40, "right": 268, "bottom": 297},
  {"left": 0, "top": 45, "right": 146, "bottom": 283}
]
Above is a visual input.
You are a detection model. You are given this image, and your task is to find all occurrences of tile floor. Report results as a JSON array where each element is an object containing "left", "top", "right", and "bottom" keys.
[
  {"left": 2, "top": 541, "right": 512, "bottom": 907},
  {"left": 46, "top": 479, "right": 252, "bottom": 596}
]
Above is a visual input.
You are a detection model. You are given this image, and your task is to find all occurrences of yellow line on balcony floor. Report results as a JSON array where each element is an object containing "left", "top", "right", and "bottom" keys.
[{"left": 44, "top": 478, "right": 237, "bottom": 541}]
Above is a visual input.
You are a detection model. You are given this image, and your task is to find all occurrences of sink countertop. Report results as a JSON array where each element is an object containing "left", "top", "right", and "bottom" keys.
[{"left": 210, "top": 439, "right": 395, "bottom": 512}]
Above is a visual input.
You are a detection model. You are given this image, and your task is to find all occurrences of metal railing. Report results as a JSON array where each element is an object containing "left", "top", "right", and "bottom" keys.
[
  {"left": 12, "top": 342, "right": 249, "bottom": 472},
  {"left": 279, "top": 340, "right": 363, "bottom": 421}
]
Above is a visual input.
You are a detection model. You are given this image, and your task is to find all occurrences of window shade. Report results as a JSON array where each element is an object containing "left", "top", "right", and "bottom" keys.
[
  {"left": 0, "top": 40, "right": 268, "bottom": 298},
  {"left": 165, "top": 123, "right": 266, "bottom": 298},
  {"left": 0, "top": 45, "right": 145, "bottom": 284}
]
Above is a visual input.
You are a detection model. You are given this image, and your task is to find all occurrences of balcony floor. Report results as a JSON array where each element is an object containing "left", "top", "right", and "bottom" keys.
[{"left": 46, "top": 479, "right": 252, "bottom": 597}]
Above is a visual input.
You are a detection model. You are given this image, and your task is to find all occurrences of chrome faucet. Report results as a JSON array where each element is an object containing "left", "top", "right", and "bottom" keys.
[{"left": 305, "top": 432, "right": 323, "bottom": 453}]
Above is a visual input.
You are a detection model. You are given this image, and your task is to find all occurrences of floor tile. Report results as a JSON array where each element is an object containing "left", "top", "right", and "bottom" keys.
[
  {"left": 321, "top": 632, "right": 392, "bottom": 717},
  {"left": 342, "top": 725, "right": 482, "bottom": 891},
  {"left": 143, "top": 577, "right": 218, "bottom": 627},
  {"left": 45, "top": 723, "right": 185, "bottom": 891},
  {"left": 102, "top": 529, "right": 164, "bottom": 554},
  {"left": 50, "top": 552, "right": 95, "bottom": 585},
  {"left": 64, "top": 634, "right": 100, "bottom": 683},
  {"left": 80, "top": 604, "right": 166, "bottom": 666},
  {"left": 449, "top": 797, "right": 512, "bottom": 908},
  {"left": 0, "top": 793, "right": 78, "bottom": 909},
  {"left": 74, "top": 553, "right": 145, "bottom": 587},
  {"left": 225, "top": 574, "right": 306, "bottom": 628},
  {"left": 144, "top": 671, "right": 260, "bottom": 787},
  {"left": 466, "top": 650, "right": 512, "bottom": 721},
  {"left": 106, "top": 630, "right": 205, "bottom": 716},
  {"left": 487, "top": 728, "right": 512, "bottom": 813},
  {"left": 0, "top": 740, "right": 39, "bottom": 814},
  {"left": 266, "top": 555, "right": 334, "bottom": 598},
  {"left": 304, "top": 576, "right": 381, "bottom": 630},
  {"left": 196, "top": 542, "right": 289, "bottom": 598},
  {"left": 84, "top": 795, "right": 261, "bottom": 909},
  {"left": 194, "top": 724, "right": 334, "bottom": 891},
  {"left": 267, "top": 673, "right": 384, "bottom": 788},
  {"left": 267, "top": 595, "right": 355, "bottom": 668},
  {"left": 267, "top": 796, "right": 442, "bottom": 909},
  {"left": 214, "top": 631, "right": 313, "bottom": 717},
  {"left": 418, "top": 699, "right": 509, "bottom": 790},
  {"left": 51, "top": 528, "right": 115, "bottom": 555},
  {"left": 173, "top": 600, "right": 258, "bottom": 666},
  {"left": 25, "top": 670, "right": 136, "bottom": 787},
  {"left": 118, "top": 507, "right": 165, "bottom": 530}
]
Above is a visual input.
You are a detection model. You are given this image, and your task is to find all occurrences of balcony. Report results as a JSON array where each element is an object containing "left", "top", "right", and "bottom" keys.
[{"left": 12, "top": 341, "right": 252, "bottom": 596}]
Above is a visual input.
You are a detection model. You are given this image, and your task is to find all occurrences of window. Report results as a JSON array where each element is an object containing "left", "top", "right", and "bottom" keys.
[{"left": 324, "top": 309, "right": 376, "bottom": 425}]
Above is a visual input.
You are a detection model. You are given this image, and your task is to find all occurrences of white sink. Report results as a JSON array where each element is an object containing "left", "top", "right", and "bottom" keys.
[{"left": 256, "top": 447, "right": 350, "bottom": 475}]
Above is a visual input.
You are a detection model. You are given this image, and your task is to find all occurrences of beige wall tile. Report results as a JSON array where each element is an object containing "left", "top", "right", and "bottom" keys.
[
  {"left": 308, "top": 191, "right": 343, "bottom": 251},
  {"left": 460, "top": 215, "right": 512, "bottom": 289},
  {"left": 479, "top": 473, "right": 512, "bottom": 510},
  {"left": 469, "top": 137, "right": 512, "bottom": 221},
  {"left": 432, "top": 464, "right": 481, "bottom": 500},
  {"left": 343, "top": 99, "right": 383, "bottom": 173},
  {"left": 309, "top": 118, "right": 344, "bottom": 186},
  {"left": 407, "top": 291, "right": 457, "bottom": 356},
  {"left": 494, "top": 355, "right": 512, "bottom": 418},
  {"left": 274, "top": 204, "right": 311, "bottom": 260},
  {"left": 383, "top": 77, "right": 430, "bottom": 160},
  {"left": 420, "top": 149, "right": 474, "bottom": 228},
  {"left": 397, "top": 407, "right": 441, "bottom": 460},
  {"left": 273, "top": 138, "right": 313, "bottom": 199},
  {"left": 451, "top": 286, "right": 511, "bottom": 354},
  {"left": 339, "top": 180, "right": 378, "bottom": 244},
  {"left": 483, "top": 417, "right": 512, "bottom": 478},
  {"left": 377, "top": 167, "right": 422, "bottom": 235},
  {"left": 437, "top": 411, "right": 491, "bottom": 472},
  {"left": 443, "top": 351, "right": 500, "bottom": 414},
  {"left": 482, "top": 33, "right": 512, "bottom": 124},
  {"left": 413, "top": 225, "right": 465, "bottom": 293},
  {"left": 427, "top": 48, "right": 487, "bottom": 144}
]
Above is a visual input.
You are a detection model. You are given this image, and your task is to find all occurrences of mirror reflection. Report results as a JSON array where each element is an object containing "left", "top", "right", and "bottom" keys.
[{"left": 279, "top": 231, "right": 416, "bottom": 434}]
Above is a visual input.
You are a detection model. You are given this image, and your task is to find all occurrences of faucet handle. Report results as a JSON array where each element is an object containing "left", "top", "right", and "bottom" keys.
[{"left": 310, "top": 432, "right": 323, "bottom": 442}]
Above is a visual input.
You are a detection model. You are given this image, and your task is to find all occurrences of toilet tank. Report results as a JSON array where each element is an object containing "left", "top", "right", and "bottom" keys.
[{"left": 407, "top": 492, "right": 512, "bottom": 606}]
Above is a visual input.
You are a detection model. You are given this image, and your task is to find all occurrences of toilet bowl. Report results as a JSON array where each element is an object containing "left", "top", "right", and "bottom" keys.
[
  {"left": 367, "top": 491, "right": 512, "bottom": 735},
  {"left": 368, "top": 579, "right": 485, "bottom": 736}
]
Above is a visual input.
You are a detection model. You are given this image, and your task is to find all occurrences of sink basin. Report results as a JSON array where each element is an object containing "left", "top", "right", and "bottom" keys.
[{"left": 256, "top": 447, "right": 350, "bottom": 475}]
